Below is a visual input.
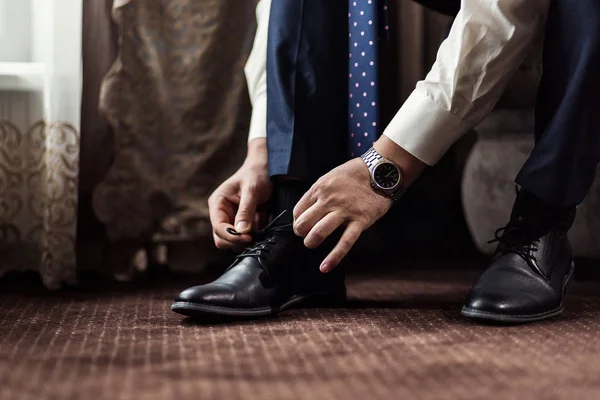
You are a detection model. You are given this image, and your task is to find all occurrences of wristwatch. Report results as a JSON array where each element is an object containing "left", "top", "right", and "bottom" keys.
[{"left": 361, "top": 147, "right": 406, "bottom": 201}]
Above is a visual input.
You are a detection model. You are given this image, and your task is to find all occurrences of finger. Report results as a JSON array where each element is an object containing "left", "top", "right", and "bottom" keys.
[
  {"left": 213, "top": 233, "right": 234, "bottom": 250},
  {"left": 213, "top": 230, "right": 252, "bottom": 249},
  {"left": 293, "top": 187, "right": 316, "bottom": 222},
  {"left": 214, "top": 225, "right": 253, "bottom": 243},
  {"left": 209, "top": 194, "right": 235, "bottom": 231},
  {"left": 293, "top": 200, "right": 329, "bottom": 238},
  {"left": 234, "top": 186, "right": 257, "bottom": 233},
  {"left": 320, "top": 222, "right": 362, "bottom": 273},
  {"left": 209, "top": 196, "right": 253, "bottom": 244},
  {"left": 304, "top": 213, "right": 345, "bottom": 249}
]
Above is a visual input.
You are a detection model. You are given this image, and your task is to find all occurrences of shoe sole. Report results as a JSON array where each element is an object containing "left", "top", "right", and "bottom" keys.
[
  {"left": 171, "top": 290, "right": 346, "bottom": 318},
  {"left": 461, "top": 261, "right": 575, "bottom": 325}
]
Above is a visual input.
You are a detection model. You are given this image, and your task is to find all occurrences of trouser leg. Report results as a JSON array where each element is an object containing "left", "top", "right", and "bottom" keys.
[
  {"left": 266, "top": 0, "right": 349, "bottom": 182},
  {"left": 516, "top": 0, "right": 600, "bottom": 207}
]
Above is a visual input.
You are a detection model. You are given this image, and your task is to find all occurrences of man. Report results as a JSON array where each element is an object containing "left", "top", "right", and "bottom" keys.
[{"left": 172, "top": 0, "right": 600, "bottom": 324}]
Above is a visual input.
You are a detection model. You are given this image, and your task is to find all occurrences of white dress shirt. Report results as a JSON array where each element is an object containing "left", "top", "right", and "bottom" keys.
[{"left": 245, "top": 0, "right": 550, "bottom": 165}]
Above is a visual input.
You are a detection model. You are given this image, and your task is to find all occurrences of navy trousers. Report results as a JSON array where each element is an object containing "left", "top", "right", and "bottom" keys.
[
  {"left": 516, "top": 0, "right": 600, "bottom": 207},
  {"left": 267, "top": 0, "right": 600, "bottom": 207},
  {"left": 266, "top": 0, "right": 348, "bottom": 181}
]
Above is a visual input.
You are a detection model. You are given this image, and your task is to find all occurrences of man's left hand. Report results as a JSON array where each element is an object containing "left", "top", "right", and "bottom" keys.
[{"left": 293, "top": 158, "right": 392, "bottom": 273}]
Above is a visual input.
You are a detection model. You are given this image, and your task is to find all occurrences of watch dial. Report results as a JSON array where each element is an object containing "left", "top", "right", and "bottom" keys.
[{"left": 373, "top": 163, "right": 400, "bottom": 189}]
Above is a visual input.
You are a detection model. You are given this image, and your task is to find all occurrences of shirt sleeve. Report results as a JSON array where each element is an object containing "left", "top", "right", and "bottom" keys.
[
  {"left": 383, "top": 0, "right": 551, "bottom": 165},
  {"left": 244, "top": 0, "right": 271, "bottom": 142}
]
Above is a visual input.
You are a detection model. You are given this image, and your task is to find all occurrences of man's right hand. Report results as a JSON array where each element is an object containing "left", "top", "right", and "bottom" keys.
[{"left": 208, "top": 139, "right": 272, "bottom": 249}]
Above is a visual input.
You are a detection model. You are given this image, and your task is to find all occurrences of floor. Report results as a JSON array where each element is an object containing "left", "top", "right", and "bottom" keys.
[{"left": 1, "top": 266, "right": 600, "bottom": 400}]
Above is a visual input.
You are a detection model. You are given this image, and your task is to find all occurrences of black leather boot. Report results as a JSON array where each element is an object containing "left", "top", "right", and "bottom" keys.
[
  {"left": 172, "top": 211, "right": 346, "bottom": 318},
  {"left": 462, "top": 190, "right": 576, "bottom": 324}
]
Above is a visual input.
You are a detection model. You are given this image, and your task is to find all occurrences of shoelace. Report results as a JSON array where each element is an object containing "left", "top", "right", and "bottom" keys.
[
  {"left": 488, "top": 222, "right": 543, "bottom": 274},
  {"left": 233, "top": 211, "right": 292, "bottom": 262}
]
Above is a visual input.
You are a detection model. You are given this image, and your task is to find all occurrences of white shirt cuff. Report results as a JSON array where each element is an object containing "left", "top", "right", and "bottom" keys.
[{"left": 382, "top": 90, "right": 470, "bottom": 166}]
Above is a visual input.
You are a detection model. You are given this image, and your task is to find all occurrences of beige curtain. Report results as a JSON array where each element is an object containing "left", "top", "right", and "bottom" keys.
[
  {"left": 76, "top": 0, "right": 120, "bottom": 277},
  {"left": 0, "top": 0, "right": 83, "bottom": 289},
  {"left": 89, "top": 0, "right": 258, "bottom": 276}
]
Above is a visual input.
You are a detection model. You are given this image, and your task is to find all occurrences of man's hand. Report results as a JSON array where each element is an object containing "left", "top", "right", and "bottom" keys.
[
  {"left": 293, "top": 136, "right": 427, "bottom": 272},
  {"left": 293, "top": 158, "right": 392, "bottom": 273},
  {"left": 208, "top": 139, "right": 272, "bottom": 249}
]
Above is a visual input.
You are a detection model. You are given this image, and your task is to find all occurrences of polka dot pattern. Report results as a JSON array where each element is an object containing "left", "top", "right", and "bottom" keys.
[{"left": 348, "top": 0, "right": 385, "bottom": 157}]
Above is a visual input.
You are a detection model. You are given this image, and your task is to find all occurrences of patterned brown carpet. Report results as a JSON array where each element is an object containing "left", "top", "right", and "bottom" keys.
[{"left": 1, "top": 267, "right": 600, "bottom": 400}]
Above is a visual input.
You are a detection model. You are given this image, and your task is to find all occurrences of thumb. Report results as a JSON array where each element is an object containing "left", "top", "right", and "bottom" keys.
[{"left": 235, "top": 186, "right": 257, "bottom": 233}]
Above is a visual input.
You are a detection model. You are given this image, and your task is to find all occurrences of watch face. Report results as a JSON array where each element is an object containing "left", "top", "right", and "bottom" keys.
[{"left": 373, "top": 162, "right": 400, "bottom": 189}]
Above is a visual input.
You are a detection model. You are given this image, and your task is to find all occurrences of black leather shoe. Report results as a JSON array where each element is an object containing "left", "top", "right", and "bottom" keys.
[
  {"left": 172, "top": 215, "right": 346, "bottom": 318},
  {"left": 462, "top": 191, "right": 576, "bottom": 324}
]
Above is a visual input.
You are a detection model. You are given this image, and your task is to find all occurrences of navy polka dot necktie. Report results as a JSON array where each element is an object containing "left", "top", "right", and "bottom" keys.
[{"left": 348, "top": 0, "right": 388, "bottom": 157}]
